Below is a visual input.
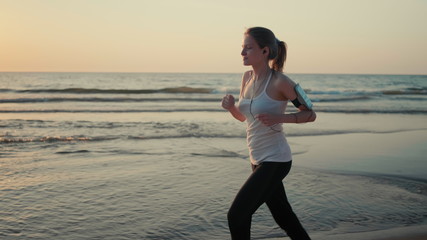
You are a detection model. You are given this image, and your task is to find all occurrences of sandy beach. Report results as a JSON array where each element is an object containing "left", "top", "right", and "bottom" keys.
[
  {"left": 267, "top": 224, "right": 427, "bottom": 240},
  {"left": 292, "top": 129, "right": 427, "bottom": 180}
]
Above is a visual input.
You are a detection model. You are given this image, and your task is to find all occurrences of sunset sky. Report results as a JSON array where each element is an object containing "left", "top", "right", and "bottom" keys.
[{"left": 1, "top": 0, "right": 426, "bottom": 74}]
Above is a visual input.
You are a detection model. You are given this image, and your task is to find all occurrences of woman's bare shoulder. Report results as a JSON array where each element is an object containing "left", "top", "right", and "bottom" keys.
[
  {"left": 275, "top": 72, "right": 296, "bottom": 88},
  {"left": 242, "top": 70, "right": 252, "bottom": 79},
  {"left": 241, "top": 70, "right": 252, "bottom": 84}
]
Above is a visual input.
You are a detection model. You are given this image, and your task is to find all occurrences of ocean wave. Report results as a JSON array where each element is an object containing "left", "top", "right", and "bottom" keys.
[
  {"left": 0, "top": 96, "right": 377, "bottom": 104},
  {"left": 0, "top": 136, "right": 118, "bottom": 143},
  {"left": 1, "top": 107, "right": 426, "bottom": 114},
  {"left": 55, "top": 150, "right": 91, "bottom": 154},
  {"left": 1, "top": 94, "right": 426, "bottom": 105},
  {"left": 0, "top": 97, "right": 220, "bottom": 104},
  {"left": 382, "top": 87, "right": 427, "bottom": 95},
  {"left": 0, "top": 134, "right": 242, "bottom": 144},
  {"left": 313, "top": 96, "right": 372, "bottom": 102},
  {"left": 0, "top": 86, "right": 214, "bottom": 94},
  {"left": 0, "top": 109, "right": 225, "bottom": 113},
  {"left": 3, "top": 128, "right": 425, "bottom": 144},
  {"left": 1, "top": 86, "right": 426, "bottom": 96},
  {"left": 318, "top": 108, "right": 427, "bottom": 114},
  {"left": 308, "top": 87, "right": 427, "bottom": 96}
]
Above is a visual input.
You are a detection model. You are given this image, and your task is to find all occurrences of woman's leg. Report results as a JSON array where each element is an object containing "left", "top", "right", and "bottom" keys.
[
  {"left": 227, "top": 162, "right": 291, "bottom": 240},
  {"left": 266, "top": 181, "right": 311, "bottom": 240}
]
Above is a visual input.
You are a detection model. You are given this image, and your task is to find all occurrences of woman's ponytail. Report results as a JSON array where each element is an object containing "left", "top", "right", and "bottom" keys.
[{"left": 272, "top": 40, "right": 287, "bottom": 72}]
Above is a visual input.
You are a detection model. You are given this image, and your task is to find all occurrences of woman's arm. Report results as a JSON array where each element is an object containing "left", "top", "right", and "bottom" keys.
[
  {"left": 256, "top": 109, "right": 316, "bottom": 125},
  {"left": 221, "top": 72, "right": 250, "bottom": 122},
  {"left": 256, "top": 74, "right": 316, "bottom": 125},
  {"left": 223, "top": 99, "right": 246, "bottom": 122}
]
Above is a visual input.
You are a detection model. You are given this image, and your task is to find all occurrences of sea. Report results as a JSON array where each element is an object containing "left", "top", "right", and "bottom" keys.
[{"left": 1, "top": 72, "right": 426, "bottom": 239}]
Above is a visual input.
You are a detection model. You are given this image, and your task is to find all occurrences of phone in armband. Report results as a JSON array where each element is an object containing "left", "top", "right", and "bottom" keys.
[{"left": 294, "top": 84, "right": 313, "bottom": 110}]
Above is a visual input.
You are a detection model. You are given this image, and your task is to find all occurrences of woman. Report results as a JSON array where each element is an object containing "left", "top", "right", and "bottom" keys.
[{"left": 221, "top": 27, "right": 315, "bottom": 240}]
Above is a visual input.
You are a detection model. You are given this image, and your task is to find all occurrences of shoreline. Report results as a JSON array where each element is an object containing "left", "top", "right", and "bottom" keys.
[
  {"left": 197, "top": 127, "right": 427, "bottom": 239},
  {"left": 208, "top": 128, "right": 427, "bottom": 240},
  {"left": 289, "top": 129, "right": 427, "bottom": 181},
  {"left": 285, "top": 129, "right": 427, "bottom": 240},
  {"left": 1, "top": 111, "right": 426, "bottom": 239},
  {"left": 311, "top": 224, "right": 427, "bottom": 240},
  {"left": 263, "top": 224, "right": 427, "bottom": 240}
]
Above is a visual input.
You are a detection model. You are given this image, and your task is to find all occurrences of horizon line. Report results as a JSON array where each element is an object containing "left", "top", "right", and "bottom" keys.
[{"left": 1, "top": 71, "right": 426, "bottom": 76}]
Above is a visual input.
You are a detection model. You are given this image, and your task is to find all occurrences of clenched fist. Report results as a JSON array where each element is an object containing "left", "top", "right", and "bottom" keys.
[{"left": 221, "top": 94, "right": 236, "bottom": 110}]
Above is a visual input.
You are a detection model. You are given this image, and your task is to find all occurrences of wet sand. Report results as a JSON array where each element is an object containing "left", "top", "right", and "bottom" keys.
[{"left": 265, "top": 224, "right": 427, "bottom": 240}]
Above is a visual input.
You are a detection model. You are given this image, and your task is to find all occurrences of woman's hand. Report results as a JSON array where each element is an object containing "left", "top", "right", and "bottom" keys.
[
  {"left": 222, "top": 94, "right": 236, "bottom": 110},
  {"left": 256, "top": 113, "right": 282, "bottom": 126}
]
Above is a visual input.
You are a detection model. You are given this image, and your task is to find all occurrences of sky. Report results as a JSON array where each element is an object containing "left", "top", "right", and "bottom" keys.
[{"left": 0, "top": 0, "right": 426, "bottom": 74}]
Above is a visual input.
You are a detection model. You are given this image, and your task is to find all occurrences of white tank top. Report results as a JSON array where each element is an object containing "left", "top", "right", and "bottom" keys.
[{"left": 237, "top": 71, "right": 292, "bottom": 165}]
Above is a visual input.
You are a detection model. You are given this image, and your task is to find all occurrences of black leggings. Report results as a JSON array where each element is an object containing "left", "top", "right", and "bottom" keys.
[{"left": 227, "top": 161, "right": 311, "bottom": 240}]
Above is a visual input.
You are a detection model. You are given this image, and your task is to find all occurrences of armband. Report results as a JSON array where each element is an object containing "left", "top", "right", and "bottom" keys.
[
  {"left": 291, "top": 98, "right": 302, "bottom": 108},
  {"left": 294, "top": 84, "right": 313, "bottom": 110}
]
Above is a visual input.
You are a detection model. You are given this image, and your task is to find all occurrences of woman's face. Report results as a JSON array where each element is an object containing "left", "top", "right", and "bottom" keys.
[{"left": 241, "top": 35, "right": 266, "bottom": 66}]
